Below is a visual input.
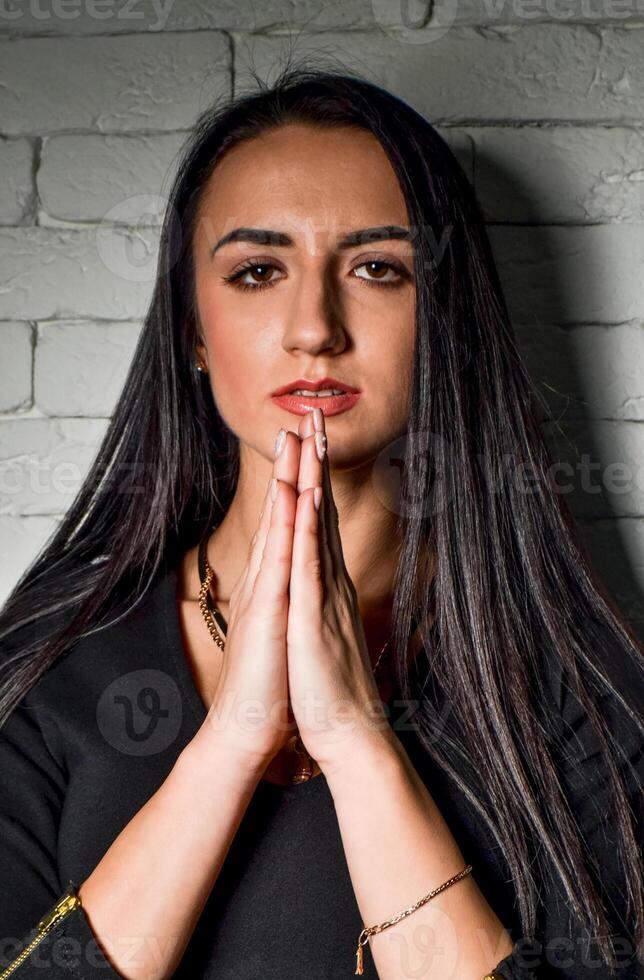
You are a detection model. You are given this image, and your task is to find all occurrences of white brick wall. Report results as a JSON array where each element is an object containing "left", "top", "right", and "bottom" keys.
[{"left": 1, "top": 2, "right": 643, "bottom": 632}]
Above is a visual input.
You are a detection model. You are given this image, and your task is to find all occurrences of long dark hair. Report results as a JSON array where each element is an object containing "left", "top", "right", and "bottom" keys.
[{"left": 1, "top": 57, "right": 642, "bottom": 972}]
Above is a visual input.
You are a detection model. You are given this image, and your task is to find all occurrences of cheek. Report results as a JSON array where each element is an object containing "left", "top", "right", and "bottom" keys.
[
  {"left": 208, "top": 339, "right": 261, "bottom": 431},
  {"left": 196, "top": 281, "right": 258, "bottom": 420},
  {"left": 365, "top": 321, "right": 415, "bottom": 423},
  {"left": 202, "top": 321, "right": 279, "bottom": 443}
]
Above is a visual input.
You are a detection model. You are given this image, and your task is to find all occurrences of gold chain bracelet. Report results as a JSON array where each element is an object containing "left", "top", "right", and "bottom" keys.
[{"left": 354, "top": 863, "right": 473, "bottom": 975}]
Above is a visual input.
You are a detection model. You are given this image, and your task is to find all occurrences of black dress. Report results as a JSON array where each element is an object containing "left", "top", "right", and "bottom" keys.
[{"left": 0, "top": 554, "right": 642, "bottom": 979}]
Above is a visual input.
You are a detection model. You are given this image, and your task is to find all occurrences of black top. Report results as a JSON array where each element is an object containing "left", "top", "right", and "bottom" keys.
[{"left": 0, "top": 556, "right": 642, "bottom": 979}]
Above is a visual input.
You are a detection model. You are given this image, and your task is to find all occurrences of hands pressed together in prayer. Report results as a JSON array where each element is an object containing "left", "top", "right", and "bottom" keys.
[{"left": 201, "top": 405, "right": 395, "bottom": 778}]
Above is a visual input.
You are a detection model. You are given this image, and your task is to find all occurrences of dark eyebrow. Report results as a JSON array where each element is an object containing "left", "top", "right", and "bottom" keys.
[{"left": 210, "top": 225, "right": 413, "bottom": 257}]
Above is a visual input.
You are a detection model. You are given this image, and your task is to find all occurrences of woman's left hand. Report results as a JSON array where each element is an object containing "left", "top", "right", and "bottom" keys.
[{"left": 286, "top": 406, "right": 394, "bottom": 775}]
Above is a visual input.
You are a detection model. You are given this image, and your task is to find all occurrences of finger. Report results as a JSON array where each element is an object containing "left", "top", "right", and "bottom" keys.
[
  {"left": 296, "top": 409, "right": 324, "bottom": 494},
  {"left": 308, "top": 410, "right": 348, "bottom": 585},
  {"left": 319, "top": 442, "right": 342, "bottom": 571},
  {"left": 295, "top": 408, "right": 337, "bottom": 587},
  {"left": 239, "top": 473, "right": 275, "bottom": 596},
  {"left": 289, "top": 483, "right": 324, "bottom": 621},
  {"left": 251, "top": 478, "right": 296, "bottom": 615},
  {"left": 296, "top": 407, "right": 316, "bottom": 445},
  {"left": 231, "top": 475, "right": 274, "bottom": 613},
  {"left": 322, "top": 449, "right": 351, "bottom": 587},
  {"left": 314, "top": 416, "right": 340, "bottom": 554},
  {"left": 241, "top": 428, "right": 301, "bottom": 597}
]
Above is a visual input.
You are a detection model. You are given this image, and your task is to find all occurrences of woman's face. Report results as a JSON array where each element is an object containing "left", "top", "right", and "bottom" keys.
[{"left": 192, "top": 122, "right": 416, "bottom": 470}]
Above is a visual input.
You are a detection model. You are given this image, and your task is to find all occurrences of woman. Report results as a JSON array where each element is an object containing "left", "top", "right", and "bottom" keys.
[{"left": 0, "top": 63, "right": 642, "bottom": 980}]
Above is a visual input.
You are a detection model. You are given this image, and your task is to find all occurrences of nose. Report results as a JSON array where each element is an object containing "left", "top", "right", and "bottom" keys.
[{"left": 280, "top": 264, "right": 348, "bottom": 357}]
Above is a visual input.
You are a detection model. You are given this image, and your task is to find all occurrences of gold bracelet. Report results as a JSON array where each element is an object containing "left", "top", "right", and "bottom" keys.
[{"left": 354, "top": 863, "right": 473, "bottom": 975}]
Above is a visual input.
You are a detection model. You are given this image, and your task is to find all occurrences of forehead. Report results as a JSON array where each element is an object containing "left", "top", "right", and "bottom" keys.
[{"left": 195, "top": 123, "right": 410, "bottom": 245}]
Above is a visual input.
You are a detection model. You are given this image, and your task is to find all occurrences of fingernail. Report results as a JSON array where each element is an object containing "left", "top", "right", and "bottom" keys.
[
  {"left": 314, "top": 431, "right": 327, "bottom": 462},
  {"left": 274, "top": 428, "right": 286, "bottom": 458},
  {"left": 312, "top": 407, "right": 324, "bottom": 432},
  {"left": 313, "top": 486, "right": 323, "bottom": 511},
  {"left": 271, "top": 477, "right": 278, "bottom": 501}
]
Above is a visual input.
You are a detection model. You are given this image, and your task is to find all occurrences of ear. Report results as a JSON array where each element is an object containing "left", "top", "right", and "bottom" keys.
[
  {"left": 194, "top": 323, "right": 208, "bottom": 370},
  {"left": 193, "top": 308, "right": 208, "bottom": 368}
]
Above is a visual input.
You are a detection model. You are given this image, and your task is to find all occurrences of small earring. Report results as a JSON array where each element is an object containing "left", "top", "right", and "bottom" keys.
[{"left": 196, "top": 361, "right": 207, "bottom": 373}]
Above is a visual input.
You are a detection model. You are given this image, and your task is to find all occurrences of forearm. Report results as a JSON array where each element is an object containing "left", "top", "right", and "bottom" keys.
[
  {"left": 77, "top": 734, "right": 262, "bottom": 980},
  {"left": 324, "top": 733, "right": 515, "bottom": 979}
]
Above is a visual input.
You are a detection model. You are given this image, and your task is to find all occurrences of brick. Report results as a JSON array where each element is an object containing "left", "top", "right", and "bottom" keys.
[
  {"left": 542, "top": 418, "right": 644, "bottom": 518},
  {"left": 0, "top": 0, "right": 380, "bottom": 35},
  {"left": 469, "top": 126, "right": 644, "bottom": 223},
  {"left": 37, "top": 127, "right": 471, "bottom": 225},
  {"left": 488, "top": 224, "right": 644, "bottom": 325},
  {"left": 0, "top": 514, "right": 62, "bottom": 607},
  {"left": 38, "top": 132, "right": 188, "bottom": 223},
  {"left": 0, "top": 417, "right": 108, "bottom": 516},
  {"left": 0, "top": 227, "right": 159, "bottom": 320},
  {"left": 35, "top": 320, "right": 142, "bottom": 416},
  {"left": 0, "top": 322, "right": 32, "bottom": 411},
  {"left": 437, "top": 129, "right": 474, "bottom": 185},
  {"left": 575, "top": 517, "right": 644, "bottom": 625},
  {"left": 516, "top": 322, "right": 644, "bottom": 420},
  {"left": 0, "top": 32, "right": 230, "bottom": 135},
  {"left": 236, "top": 26, "right": 644, "bottom": 123},
  {"left": 0, "top": 137, "right": 33, "bottom": 223},
  {"left": 431, "top": 0, "right": 644, "bottom": 28},
  {"left": 2, "top": 0, "right": 641, "bottom": 37}
]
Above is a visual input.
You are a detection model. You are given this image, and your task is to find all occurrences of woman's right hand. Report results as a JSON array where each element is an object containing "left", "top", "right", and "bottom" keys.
[{"left": 199, "top": 428, "right": 301, "bottom": 776}]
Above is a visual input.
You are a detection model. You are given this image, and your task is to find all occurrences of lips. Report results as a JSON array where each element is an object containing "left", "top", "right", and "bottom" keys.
[
  {"left": 270, "top": 389, "right": 361, "bottom": 418},
  {"left": 271, "top": 376, "right": 360, "bottom": 396}
]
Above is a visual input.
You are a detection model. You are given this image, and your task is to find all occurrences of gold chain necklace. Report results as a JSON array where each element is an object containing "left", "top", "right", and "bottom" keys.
[{"left": 197, "top": 530, "right": 391, "bottom": 785}]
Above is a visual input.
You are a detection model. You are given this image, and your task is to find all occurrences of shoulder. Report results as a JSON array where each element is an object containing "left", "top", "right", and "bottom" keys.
[
  {"left": 1, "top": 563, "right": 177, "bottom": 760},
  {"left": 46, "top": 568, "right": 169, "bottom": 679}
]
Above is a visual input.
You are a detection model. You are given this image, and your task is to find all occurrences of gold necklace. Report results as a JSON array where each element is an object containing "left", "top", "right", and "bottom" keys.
[{"left": 197, "top": 530, "right": 392, "bottom": 785}]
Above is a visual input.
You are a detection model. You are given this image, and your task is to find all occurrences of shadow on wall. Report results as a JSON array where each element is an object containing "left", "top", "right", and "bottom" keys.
[{"left": 474, "top": 136, "right": 644, "bottom": 642}]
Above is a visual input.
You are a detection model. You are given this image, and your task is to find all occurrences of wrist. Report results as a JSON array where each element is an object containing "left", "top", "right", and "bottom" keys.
[
  {"left": 180, "top": 729, "right": 269, "bottom": 788},
  {"left": 320, "top": 726, "right": 404, "bottom": 789}
]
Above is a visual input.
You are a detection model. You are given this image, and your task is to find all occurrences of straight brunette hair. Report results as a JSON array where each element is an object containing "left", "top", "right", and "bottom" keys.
[{"left": 1, "top": 57, "right": 642, "bottom": 973}]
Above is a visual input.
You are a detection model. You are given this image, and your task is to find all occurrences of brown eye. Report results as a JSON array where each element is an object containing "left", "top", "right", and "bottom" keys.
[
  {"left": 247, "top": 264, "right": 274, "bottom": 284},
  {"left": 365, "top": 262, "right": 388, "bottom": 279},
  {"left": 223, "top": 262, "right": 283, "bottom": 292},
  {"left": 353, "top": 260, "right": 407, "bottom": 287}
]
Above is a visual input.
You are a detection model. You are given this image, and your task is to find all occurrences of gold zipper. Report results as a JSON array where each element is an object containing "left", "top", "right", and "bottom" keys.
[{"left": 0, "top": 884, "right": 82, "bottom": 979}]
